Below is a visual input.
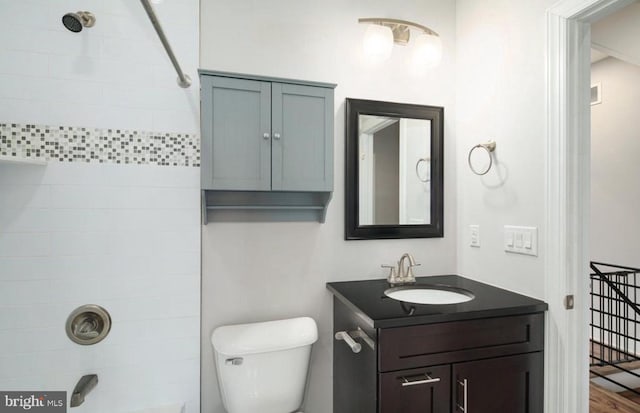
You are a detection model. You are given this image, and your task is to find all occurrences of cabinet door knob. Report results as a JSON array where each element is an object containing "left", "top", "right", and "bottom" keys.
[
  {"left": 263, "top": 132, "right": 270, "bottom": 140},
  {"left": 273, "top": 132, "right": 281, "bottom": 140}
]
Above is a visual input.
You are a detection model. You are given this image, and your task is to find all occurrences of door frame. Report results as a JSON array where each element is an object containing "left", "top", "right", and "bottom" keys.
[{"left": 545, "top": 0, "right": 635, "bottom": 411}]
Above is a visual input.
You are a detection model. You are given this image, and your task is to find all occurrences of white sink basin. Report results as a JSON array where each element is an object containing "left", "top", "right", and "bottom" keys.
[{"left": 384, "top": 285, "right": 475, "bottom": 305}]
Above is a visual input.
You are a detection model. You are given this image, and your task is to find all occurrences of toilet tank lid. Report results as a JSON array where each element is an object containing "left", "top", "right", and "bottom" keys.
[{"left": 211, "top": 316, "right": 318, "bottom": 356}]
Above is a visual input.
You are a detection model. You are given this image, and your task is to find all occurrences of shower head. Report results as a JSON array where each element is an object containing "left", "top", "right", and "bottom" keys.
[{"left": 62, "top": 11, "right": 96, "bottom": 33}]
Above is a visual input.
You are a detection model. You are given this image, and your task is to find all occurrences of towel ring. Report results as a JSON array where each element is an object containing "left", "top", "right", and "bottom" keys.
[
  {"left": 468, "top": 141, "right": 496, "bottom": 175},
  {"left": 415, "top": 157, "right": 430, "bottom": 183}
]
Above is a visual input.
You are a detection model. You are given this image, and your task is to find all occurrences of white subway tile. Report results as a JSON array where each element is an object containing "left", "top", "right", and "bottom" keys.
[
  {"left": 95, "top": 105, "right": 154, "bottom": 131},
  {"left": 0, "top": 98, "right": 51, "bottom": 126},
  {"left": 105, "top": 295, "right": 199, "bottom": 321},
  {"left": 0, "top": 232, "right": 50, "bottom": 257},
  {"left": 100, "top": 36, "right": 164, "bottom": 66},
  {"left": 151, "top": 230, "right": 200, "bottom": 255},
  {"left": 0, "top": 184, "right": 51, "bottom": 209},
  {"left": 148, "top": 252, "right": 199, "bottom": 276},
  {"left": 0, "top": 303, "right": 70, "bottom": 331},
  {"left": 47, "top": 54, "right": 110, "bottom": 82},
  {"left": 49, "top": 231, "right": 111, "bottom": 256},
  {"left": 0, "top": 327, "right": 67, "bottom": 354},
  {"left": 50, "top": 185, "right": 115, "bottom": 209},
  {"left": 147, "top": 209, "right": 200, "bottom": 231},
  {"left": 152, "top": 108, "right": 199, "bottom": 135},
  {"left": 40, "top": 77, "right": 105, "bottom": 106},
  {"left": 0, "top": 51, "right": 48, "bottom": 77},
  {"left": 0, "top": 208, "right": 53, "bottom": 232},
  {"left": 0, "top": 257, "right": 52, "bottom": 280},
  {"left": 107, "top": 231, "right": 154, "bottom": 257},
  {"left": 0, "top": 207, "right": 111, "bottom": 234},
  {"left": 108, "top": 317, "right": 199, "bottom": 344}
]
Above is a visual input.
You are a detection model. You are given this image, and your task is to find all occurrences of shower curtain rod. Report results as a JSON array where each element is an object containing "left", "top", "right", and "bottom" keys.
[{"left": 140, "top": 0, "right": 191, "bottom": 88}]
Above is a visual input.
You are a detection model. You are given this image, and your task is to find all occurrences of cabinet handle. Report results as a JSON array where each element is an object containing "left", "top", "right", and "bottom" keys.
[
  {"left": 350, "top": 327, "right": 375, "bottom": 350},
  {"left": 273, "top": 132, "right": 281, "bottom": 140},
  {"left": 456, "top": 379, "right": 468, "bottom": 412},
  {"left": 400, "top": 374, "right": 441, "bottom": 387},
  {"left": 335, "top": 331, "right": 361, "bottom": 353},
  {"left": 263, "top": 132, "right": 270, "bottom": 140}
]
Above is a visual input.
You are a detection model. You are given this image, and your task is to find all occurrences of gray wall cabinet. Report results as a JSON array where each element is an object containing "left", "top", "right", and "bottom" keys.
[{"left": 199, "top": 70, "right": 336, "bottom": 223}]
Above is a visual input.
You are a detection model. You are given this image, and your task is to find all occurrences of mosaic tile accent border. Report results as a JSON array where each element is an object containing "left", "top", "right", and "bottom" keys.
[{"left": 0, "top": 122, "right": 200, "bottom": 167}]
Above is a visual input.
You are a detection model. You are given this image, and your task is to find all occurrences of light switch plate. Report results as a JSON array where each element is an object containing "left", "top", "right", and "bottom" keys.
[
  {"left": 504, "top": 225, "right": 538, "bottom": 256},
  {"left": 470, "top": 225, "right": 480, "bottom": 248}
]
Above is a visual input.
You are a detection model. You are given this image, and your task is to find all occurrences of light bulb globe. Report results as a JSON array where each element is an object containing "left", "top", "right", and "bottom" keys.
[
  {"left": 412, "top": 32, "right": 443, "bottom": 69},
  {"left": 362, "top": 24, "right": 394, "bottom": 63}
]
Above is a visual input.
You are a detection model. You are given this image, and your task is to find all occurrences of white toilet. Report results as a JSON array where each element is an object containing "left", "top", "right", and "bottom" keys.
[{"left": 211, "top": 317, "right": 318, "bottom": 413}]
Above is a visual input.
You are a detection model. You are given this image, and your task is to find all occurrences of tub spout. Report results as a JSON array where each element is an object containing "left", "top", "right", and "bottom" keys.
[{"left": 70, "top": 374, "right": 98, "bottom": 408}]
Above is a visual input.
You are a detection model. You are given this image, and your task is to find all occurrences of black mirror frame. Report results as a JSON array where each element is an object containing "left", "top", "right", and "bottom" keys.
[{"left": 345, "top": 98, "right": 444, "bottom": 240}]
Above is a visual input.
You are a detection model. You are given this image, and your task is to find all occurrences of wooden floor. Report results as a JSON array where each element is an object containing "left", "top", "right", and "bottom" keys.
[
  {"left": 590, "top": 340, "right": 640, "bottom": 411},
  {"left": 590, "top": 383, "right": 640, "bottom": 412}
]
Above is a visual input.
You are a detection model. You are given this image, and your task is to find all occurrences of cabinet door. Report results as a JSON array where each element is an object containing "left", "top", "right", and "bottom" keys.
[
  {"left": 453, "top": 352, "right": 543, "bottom": 413},
  {"left": 271, "top": 83, "right": 333, "bottom": 191},
  {"left": 379, "top": 365, "right": 450, "bottom": 413},
  {"left": 201, "top": 76, "right": 271, "bottom": 190}
]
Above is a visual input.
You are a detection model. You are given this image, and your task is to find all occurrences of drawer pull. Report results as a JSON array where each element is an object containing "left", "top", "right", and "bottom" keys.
[
  {"left": 335, "top": 331, "right": 362, "bottom": 353},
  {"left": 456, "top": 379, "right": 468, "bottom": 412},
  {"left": 400, "top": 374, "right": 441, "bottom": 387}
]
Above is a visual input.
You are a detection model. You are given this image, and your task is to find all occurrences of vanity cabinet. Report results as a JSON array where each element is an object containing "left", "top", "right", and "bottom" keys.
[
  {"left": 333, "top": 297, "right": 545, "bottom": 413},
  {"left": 199, "top": 71, "right": 335, "bottom": 192}
]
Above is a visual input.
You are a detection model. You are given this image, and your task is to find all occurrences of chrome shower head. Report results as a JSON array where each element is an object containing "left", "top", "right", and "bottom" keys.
[{"left": 62, "top": 11, "right": 96, "bottom": 33}]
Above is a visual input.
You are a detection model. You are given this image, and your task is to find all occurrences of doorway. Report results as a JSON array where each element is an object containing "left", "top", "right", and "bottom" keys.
[{"left": 546, "top": 0, "right": 638, "bottom": 411}]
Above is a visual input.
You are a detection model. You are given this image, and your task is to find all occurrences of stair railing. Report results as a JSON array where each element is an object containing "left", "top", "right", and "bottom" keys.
[{"left": 590, "top": 261, "right": 640, "bottom": 396}]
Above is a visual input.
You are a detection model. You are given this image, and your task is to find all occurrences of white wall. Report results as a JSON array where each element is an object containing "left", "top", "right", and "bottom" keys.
[
  {"left": 591, "top": 57, "right": 640, "bottom": 268},
  {"left": 0, "top": 0, "right": 201, "bottom": 412},
  {"left": 199, "top": 1, "right": 457, "bottom": 412},
  {"left": 455, "top": 0, "right": 554, "bottom": 299},
  {"left": 592, "top": 2, "right": 640, "bottom": 67}
]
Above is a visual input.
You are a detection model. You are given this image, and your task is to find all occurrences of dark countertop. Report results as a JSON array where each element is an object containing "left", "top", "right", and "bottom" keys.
[{"left": 327, "top": 275, "right": 548, "bottom": 328}]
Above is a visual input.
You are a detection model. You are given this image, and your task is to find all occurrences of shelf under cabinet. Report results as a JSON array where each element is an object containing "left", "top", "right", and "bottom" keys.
[{"left": 202, "top": 190, "right": 332, "bottom": 224}]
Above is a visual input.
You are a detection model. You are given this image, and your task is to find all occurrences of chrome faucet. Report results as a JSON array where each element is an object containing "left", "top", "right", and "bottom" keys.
[{"left": 381, "top": 253, "right": 421, "bottom": 285}]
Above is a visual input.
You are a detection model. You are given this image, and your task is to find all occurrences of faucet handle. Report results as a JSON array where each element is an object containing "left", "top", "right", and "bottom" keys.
[
  {"left": 381, "top": 264, "right": 398, "bottom": 283},
  {"left": 404, "top": 262, "right": 421, "bottom": 282}
]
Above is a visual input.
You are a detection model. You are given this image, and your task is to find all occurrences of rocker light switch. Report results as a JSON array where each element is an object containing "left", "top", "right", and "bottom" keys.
[
  {"left": 470, "top": 225, "right": 480, "bottom": 248},
  {"left": 504, "top": 226, "right": 538, "bottom": 256}
]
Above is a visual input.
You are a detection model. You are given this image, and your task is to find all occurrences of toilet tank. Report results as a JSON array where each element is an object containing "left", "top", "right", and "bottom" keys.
[{"left": 211, "top": 317, "right": 318, "bottom": 413}]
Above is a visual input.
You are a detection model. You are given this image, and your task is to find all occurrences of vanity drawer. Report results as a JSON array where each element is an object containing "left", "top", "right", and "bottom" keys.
[
  {"left": 379, "top": 364, "right": 451, "bottom": 413},
  {"left": 378, "top": 313, "right": 544, "bottom": 372}
]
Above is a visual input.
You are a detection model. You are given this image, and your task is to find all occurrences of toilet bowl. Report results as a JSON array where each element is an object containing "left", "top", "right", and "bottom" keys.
[{"left": 211, "top": 317, "right": 318, "bottom": 413}]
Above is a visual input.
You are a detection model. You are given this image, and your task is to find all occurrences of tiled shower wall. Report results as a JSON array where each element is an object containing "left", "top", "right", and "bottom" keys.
[
  {"left": 0, "top": 0, "right": 201, "bottom": 412},
  {"left": 0, "top": 163, "right": 200, "bottom": 413}
]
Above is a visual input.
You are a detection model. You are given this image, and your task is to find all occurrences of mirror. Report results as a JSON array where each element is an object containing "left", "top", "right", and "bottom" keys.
[{"left": 345, "top": 99, "right": 443, "bottom": 240}]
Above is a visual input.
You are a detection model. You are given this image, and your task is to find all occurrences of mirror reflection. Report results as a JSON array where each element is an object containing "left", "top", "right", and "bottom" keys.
[{"left": 358, "top": 115, "right": 431, "bottom": 225}]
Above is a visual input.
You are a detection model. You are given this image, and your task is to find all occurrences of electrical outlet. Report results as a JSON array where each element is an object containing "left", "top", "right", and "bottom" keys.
[
  {"left": 470, "top": 225, "right": 480, "bottom": 248},
  {"left": 504, "top": 226, "right": 538, "bottom": 256}
]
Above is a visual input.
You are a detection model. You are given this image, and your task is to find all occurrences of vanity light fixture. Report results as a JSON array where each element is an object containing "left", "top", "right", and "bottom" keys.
[{"left": 358, "top": 18, "right": 443, "bottom": 69}]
